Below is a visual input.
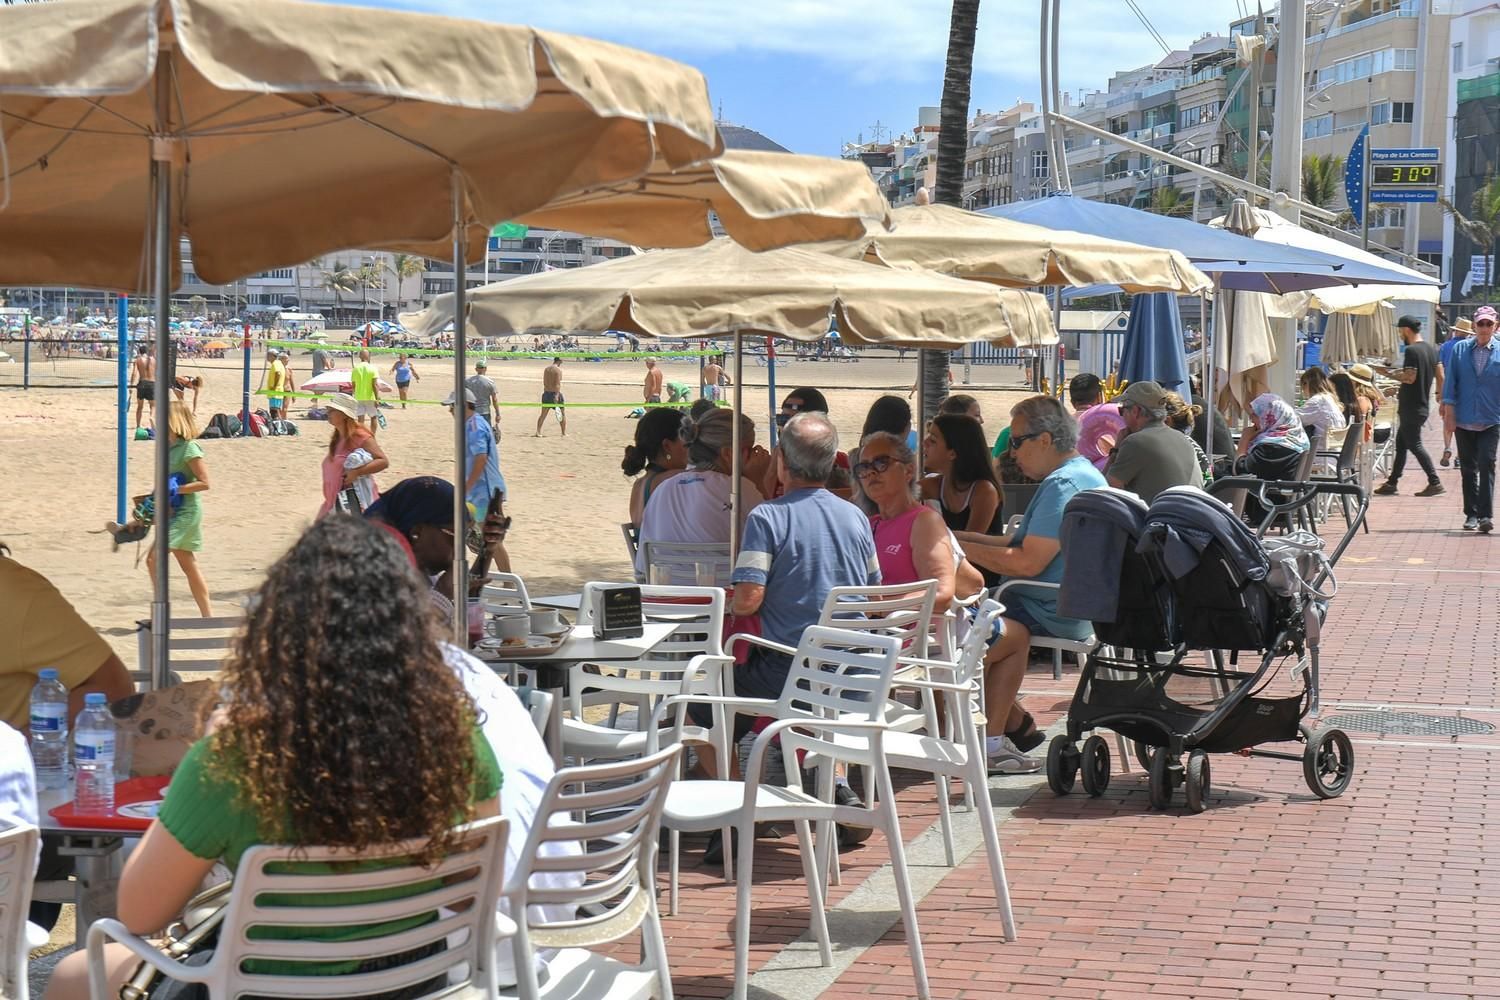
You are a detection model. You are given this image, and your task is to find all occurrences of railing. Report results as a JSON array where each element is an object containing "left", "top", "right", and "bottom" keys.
[
  {"left": 1307, "top": 2, "right": 1416, "bottom": 43},
  {"left": 1458, "top": 72, "right": 1500, "bottom": 103}
]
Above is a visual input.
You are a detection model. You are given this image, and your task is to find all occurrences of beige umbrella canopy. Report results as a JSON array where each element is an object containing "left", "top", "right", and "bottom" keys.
[
  {"left": 1353, "top": 301, "right": 1399, "bottom": 360},
  {"left": 402, "top": 239, "right": 1056, "bottom": 348},
  {"left": 511, "top": 150, "right": 895, "bottom": 252},
  {"left": 0, "top": 0, "right": 723, "bottom": 291},
  {"left": 1320, "top": 312, "right": 1360, "bottom": 368},
  {"left": 811, "top": 202, "right": 1210, "bottom": 293}
]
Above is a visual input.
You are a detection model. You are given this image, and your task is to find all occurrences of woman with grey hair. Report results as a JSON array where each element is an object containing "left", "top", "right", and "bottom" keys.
[
  {"left": 634, "top": 408, "right": 765, "bottom": 577},
  {"left": 958, "top": 395, "right": 1106, "bottom": 774}
]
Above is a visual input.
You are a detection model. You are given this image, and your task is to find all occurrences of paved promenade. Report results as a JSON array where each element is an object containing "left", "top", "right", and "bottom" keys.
[{"left": 647, "top": 461, "right": 1500, "bottom": 999}]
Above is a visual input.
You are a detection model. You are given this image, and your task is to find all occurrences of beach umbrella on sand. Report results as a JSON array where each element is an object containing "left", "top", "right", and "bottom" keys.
[
  {"left": 203, "top": 339, "right": 231, "bottom": 350},
  {"left": 300, "top": 370, "right": 395, "bottom": 394},
  {"left": 403, "top": 238, "right": 1057, "bottom": 555},
  {"left": 0, "top": 0, "right": 783, "bottom": 671}
]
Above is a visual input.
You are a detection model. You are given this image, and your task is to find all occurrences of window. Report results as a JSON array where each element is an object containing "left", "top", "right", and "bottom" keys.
[
  {"left": 1392, "top": 101, "right": 1413, "bottom": 124},
  {"left": 1316, "top": 47, "right": 1419, "bottom": 87},
  {"left": 1209, "top": 144, "right": 1224, "bottom": 166},
  {"left": 1031, "top": 149, "right": 1049, "bottom": 179},
  {"left": 1179, "top": 102, "right": 1221, "bottom": 130},
  {"left": 1418, "top": 252, "right": 1442, "bottom": 270},
  {"left": 1394, "top": 48, "right": 1417, "bottom": 71},
  {"left": 1453, "top": 42, "right": 1464, "bottom": 69},
  {"left": 423, "top": 279, "right": 455, "bottom": 295},
  {"left": 1304, "top": 115, "right": 1333, "bottom": 139},
  {"left": 1371, "top": 101, "right": 1391, "bottom": 126}
]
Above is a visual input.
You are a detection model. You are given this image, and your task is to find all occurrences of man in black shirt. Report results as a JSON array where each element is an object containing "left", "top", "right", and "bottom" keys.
[{"left": 1376, "top": 315, "right": 1444, "bottom": 497}]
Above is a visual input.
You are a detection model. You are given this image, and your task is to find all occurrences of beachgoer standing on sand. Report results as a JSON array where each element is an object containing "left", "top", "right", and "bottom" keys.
[
  {"left": 318, "top": 394, "right": 389, "bottom": 517},
  {"left": 171, "top": 375, "right": 204, "bottom": 414},
  {"left": 702, "top": 355, "right": 726, "bottom": 401},
  {"left": 643, "top": 358, "right": 664, "bottom": 403},
  {"left": 311, "top": 343, "right": 329, "bottom": 379},
  {"left": 536, "top": 356, "right": 566, "bottom": 437},
  {"left": 351, "top": 348, "right": 382, "bottom": 436},
  {"left": 132, "top": 345, "right": 156, "bottom": 430},
  {"left": 465, "top": 359, "right": 500, "bottom": 431},
  {"left": 265, "top": 349, "right": 288, "bottom": 423},
  {"left": 389, "top": 353, "right": 420, "bottom": 409}
]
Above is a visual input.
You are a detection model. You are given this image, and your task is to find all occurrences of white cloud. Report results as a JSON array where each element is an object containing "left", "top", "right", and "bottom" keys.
[{"left": 347, "top": 0, "right": 1249, "bottom": 89}]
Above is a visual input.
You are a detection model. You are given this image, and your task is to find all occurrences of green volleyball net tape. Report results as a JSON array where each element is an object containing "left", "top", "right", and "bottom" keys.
[
  {"left": 253, "top": 388, "right": 718, "bottom": 409},
  {"left": 262, "top": 339, "right": 722, "bottom": 360}
]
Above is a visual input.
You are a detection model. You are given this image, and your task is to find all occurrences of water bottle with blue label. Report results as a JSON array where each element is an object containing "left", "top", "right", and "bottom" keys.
[
  {"left": 29, "top": 668, "right": 69, "bottom": 791},
  {"left": 74, "top": 693, "right": 116, "bottom": 814}
]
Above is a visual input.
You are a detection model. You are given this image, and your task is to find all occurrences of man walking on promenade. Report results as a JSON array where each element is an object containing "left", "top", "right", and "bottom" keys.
[
  {"left": 1376, "top": 315, "right": 1445, "bottom": 498},
  {"left": 1439, "top": 317, "right": 1474, "bottom": 468},
  {"left": 536, "top": 357, "right": 567, "bottom": 437},
  {"left": 1441, "top": 306, "right": 1500, "bottom": 532}
]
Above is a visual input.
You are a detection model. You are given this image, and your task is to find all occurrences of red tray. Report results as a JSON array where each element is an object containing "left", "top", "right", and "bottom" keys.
[{"left": 48, "top": 775, "right": 171, "bottom": 832}]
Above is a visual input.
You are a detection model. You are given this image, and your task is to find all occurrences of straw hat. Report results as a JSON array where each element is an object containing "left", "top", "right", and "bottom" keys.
[
  {"left": 1346, "top": 363, "right": 1376, "bottom": 386},
  {"left": 1453, "top": 317, "right": 1476, "bottom": 335},
  {"left": 325, "top": 392, "right": 358, "bottom": 418}
]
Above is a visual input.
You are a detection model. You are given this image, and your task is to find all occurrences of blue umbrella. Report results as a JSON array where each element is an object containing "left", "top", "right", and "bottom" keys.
[{"left": 1117, "top": 292, "right": 1189, "bottom": 401}]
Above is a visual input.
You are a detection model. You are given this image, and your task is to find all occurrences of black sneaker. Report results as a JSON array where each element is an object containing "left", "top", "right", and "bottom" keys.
[
  {"left": 1374, "top": 482, "right": 1399, "bottom": 496},
  {"left": 1415, "top": 482, "right": 1446, "bottom": 497},
  {"left": 1482, "top": 519, "right": 1494, "bottom": 534},
  {"left": 833, "top": 784, "right": 873, "bottom": 847}
]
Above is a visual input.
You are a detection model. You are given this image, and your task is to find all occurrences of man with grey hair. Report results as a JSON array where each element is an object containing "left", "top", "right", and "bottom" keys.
[
  {"left": 1106, "top": 380, "right": 1201, "bottom": 502},
  {"left": 958, "top": 395, "right": 1106, "bottom": 773}
]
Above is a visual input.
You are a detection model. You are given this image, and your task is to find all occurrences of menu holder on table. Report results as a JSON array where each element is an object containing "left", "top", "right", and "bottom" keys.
[{"left": 591, "top": 585, "right": 643, "bottom": 640}]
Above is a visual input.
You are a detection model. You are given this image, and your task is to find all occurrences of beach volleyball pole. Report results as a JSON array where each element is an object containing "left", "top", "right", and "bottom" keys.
[
  {"left": 766, "top": 335, "right": 777, "bottom": 447},
  {"left": 116, "top": 296, "right": 129, "bottom": 523},
  {"left": 241, "top": 318, "right": 252, "bottom": 437}
]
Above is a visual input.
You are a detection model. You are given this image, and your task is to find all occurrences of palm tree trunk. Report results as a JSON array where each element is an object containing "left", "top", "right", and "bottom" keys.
[{"left": 921, "top": 0, "right": 981, "bottom": 426}]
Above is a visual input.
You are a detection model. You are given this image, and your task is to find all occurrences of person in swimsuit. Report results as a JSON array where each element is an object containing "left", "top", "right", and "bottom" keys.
[
  {"left": 921, "top": 414, "right": 1004, "bottom": 534},
  {"left": 536, "top": 357, "right": 566, "bottom": 437},
  {"left": 132, "top": 345, "right": 156, "bottom": 430},
  {"left": 643, "top": 358, "right": 664, "bottom": 403},
  {"left": 389, "top": 353, "right": 420, "bottom": 408},
  {"left": 622, "top": 407, "right": 688, "bottom": 527},
  {"left": 170, "top": 374, "right": 204, "bottom": 414}
]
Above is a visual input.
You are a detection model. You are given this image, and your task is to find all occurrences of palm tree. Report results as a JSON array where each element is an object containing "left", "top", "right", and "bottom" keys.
[
  {"left": 923, "top": 0, "right": 982, "bottom": 422},
  {"left": 354, "top": 262, "right": 384, "bottom": 323},
  {"left": 386, "top": 253, "right": 427, "bottom": 310},
  {"left": 1148, "top": 185, "right": 1190, "bottom": 218},
  {"left": 1441, "top": 175, "right": 1500, "bottom": 303},
  {"left": 1301, "top": 153, "right": 1345, "bottom": 210},
  {"left": 319, "top": 261, "right": 357, "bottom": 322}
]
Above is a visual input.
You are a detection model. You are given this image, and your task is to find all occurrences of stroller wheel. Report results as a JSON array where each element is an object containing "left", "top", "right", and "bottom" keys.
[
  {"left": 1046, "top": 735, "right": 1078, "bottom": 795},
  {"left": 1133, "top": 740, "right": 1156, "bottom": 772},
  {"left": 1147, "top": 749, "right": 1174, "bottom": 810},
  {"left": 1303, "top": 727, "right": 1355, "bottom": 799},
  {"left": 1183, "top": 751, "right": 1211, "bottom": 813},
  {"left": 1080, "top": 735, "right": 1111, "bottom": 797}
]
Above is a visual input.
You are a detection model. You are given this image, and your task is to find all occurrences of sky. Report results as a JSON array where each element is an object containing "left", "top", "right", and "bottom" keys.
[{"left": 316, "top": 0, "right": 1250, "bottom": 155}]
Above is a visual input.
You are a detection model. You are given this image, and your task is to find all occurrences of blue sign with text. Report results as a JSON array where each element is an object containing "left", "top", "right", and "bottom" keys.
[
  {"left": 1369, "top": 188, "right": 1439, "bottom": 203},
  {"left": 1369, "top": 148, "right": 1441, "bottom": 163}
]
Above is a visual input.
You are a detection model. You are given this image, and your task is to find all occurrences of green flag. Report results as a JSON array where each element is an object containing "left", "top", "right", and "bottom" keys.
[{"left": 491, "top": 222, "right": 529, "bottom": 239}]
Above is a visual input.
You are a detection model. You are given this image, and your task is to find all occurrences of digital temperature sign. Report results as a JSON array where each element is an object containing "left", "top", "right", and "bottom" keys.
[{"left": 1372, "top": 164, "right": 1440, "bottom": 186}]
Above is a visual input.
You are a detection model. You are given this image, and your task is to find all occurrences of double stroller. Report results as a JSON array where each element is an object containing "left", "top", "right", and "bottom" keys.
[{"left": 1048, "top": 478, "right": 1367, "bottom": 811}]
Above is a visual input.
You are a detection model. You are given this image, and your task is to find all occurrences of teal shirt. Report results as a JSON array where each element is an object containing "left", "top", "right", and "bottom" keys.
[{"left": 1005, "top": 455, "right": 1106, "bottom": 639}]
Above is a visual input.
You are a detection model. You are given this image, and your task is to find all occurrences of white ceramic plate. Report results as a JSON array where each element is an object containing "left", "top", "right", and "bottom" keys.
[{"left": 118, "top": 800, "right": 164, "bottom": 820}]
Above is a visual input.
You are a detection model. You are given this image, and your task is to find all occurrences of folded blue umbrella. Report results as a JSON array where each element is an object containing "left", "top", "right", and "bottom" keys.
[{"left": 1117, "top": 292, "right": 1189, "bottom": 401}]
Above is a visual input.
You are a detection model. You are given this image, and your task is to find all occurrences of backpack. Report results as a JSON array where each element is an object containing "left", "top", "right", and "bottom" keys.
[
  {"left": 200, "top": 426, "right": 222, "bottom": 439},
  {"left": 246, "top": 413, "right": 270, "bottom": 438},
  {"left": 270, "top": 419, "right": 298, "bottom": 436},
  {"left": 207, "top": 413, "right": 241, "bottom": 438}
]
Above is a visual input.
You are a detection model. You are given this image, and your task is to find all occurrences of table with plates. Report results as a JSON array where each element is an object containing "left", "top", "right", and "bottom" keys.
[{"left": 34, "top": 779, "right": 162, "bottom": 938}]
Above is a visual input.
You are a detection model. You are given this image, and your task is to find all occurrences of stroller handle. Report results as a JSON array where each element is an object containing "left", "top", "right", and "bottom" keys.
[{"left": 1205, "top": 477, "right": 1368, "bottom": 569}]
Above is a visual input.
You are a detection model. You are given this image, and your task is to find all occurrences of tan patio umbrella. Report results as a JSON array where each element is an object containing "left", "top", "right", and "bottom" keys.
[
  {"left": 1353, "top": 302, "right": 1399, "bottom": 361},
  {"left": 811, "top": 202, "right": 1210, "bottom": 293},
  {"left": 402, "top": 239, "right": 1056, "bottom": 556},
  {"left": 1209, "top": 200, "right": 1277, "bottom": 420},
  {"left": 0, "top": 0, "right": 727, "bottom": 673},
  {"left": 1320, "top": 312, "right": 1360, "bottom": 368}
]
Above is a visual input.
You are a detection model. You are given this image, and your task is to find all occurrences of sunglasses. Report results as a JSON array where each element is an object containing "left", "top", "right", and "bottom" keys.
[
  {"left": 1009, "top": 431, "right": 1044, "bottom": 451},
  {"left": 1478, "top": 320, "right": 1497, "bottom": 328},
  {"left": 852, "top": 455, "right": 902, "bottom": 480}
]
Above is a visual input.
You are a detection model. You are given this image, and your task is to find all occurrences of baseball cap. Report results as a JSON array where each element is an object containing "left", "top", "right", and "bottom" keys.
[
  {"left": 475, "top": 359, "right": 487, "bottom": 369},
  {"left": 1476, "top": 306, "right": 1499, "bottom": 326},
  {"left": 1116, "top": 380, "right": 1167, "bottom": 411},
  {"left": 443, "top": 388, "right": 478, "bottom": 406},
  {"left": 1397, "top": 315, "right": 1422, "bottom": 332}
]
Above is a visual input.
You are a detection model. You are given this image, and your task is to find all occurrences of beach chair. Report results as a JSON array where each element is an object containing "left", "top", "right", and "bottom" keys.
[
  {"left": 133, "top": 615, "right": 243, "bottom": 689},
  {"left": 87, "top": 817, "right": 509, "bottom": 1000}
]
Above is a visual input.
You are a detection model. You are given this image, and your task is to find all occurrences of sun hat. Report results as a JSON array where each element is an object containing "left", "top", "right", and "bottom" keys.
[
  {"left": 443, "top": 388, "right": 478, "bottom": 406},
  {"left": 1453, "top": 317, "right": 1476, "bottom": 335},
  {"left": 325, "top": 392, "right": 358, "bottom": 418},
  {"left": 1347, "top": 363, "right": 1376, "bottom": 386},
  {"left": 1115, "top": 380, "right": 1168, "bottom": 411}
]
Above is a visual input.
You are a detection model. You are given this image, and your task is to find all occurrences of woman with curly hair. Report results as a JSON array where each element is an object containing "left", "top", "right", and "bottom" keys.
[{"left": 44, "top": 515, "right": 500, "bottom": 1000}]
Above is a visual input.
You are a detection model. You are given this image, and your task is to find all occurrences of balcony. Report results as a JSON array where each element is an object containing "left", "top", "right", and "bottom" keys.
[{"left": 1307, "top": 1, "right": 1416, "bottom": 44}]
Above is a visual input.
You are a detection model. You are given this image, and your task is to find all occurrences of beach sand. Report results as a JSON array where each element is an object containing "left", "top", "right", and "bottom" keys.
[{"left": 0, "top": 344, "right": 1034, "bottom": 664}]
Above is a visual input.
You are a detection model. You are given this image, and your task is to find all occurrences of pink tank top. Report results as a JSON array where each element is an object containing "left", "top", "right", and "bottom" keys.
[{"left": 869, "top": 507, "right": 926, "bottom": 586}]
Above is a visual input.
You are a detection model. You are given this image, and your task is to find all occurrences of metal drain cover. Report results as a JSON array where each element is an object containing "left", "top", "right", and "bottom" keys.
[{"left": 1322, "top": 711, "right": 1495, "bottom": 737}]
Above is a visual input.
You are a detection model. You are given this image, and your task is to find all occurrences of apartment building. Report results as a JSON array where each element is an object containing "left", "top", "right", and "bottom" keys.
[{"left": 1443, "top": 0, "right": 1500, "bottom": 298}]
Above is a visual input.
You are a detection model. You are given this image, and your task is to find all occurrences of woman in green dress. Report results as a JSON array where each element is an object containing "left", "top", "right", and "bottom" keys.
[
  {"left": 148, "top": 400, "right": 214, "bottom": 616},
  {"left": 44, "top": 515, "right": 500, "bottom": 1000}
]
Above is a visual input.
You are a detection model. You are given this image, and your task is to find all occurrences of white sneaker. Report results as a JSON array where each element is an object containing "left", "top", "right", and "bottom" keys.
[{"left": 987, "top": 735, "right": 1042, "bottom": 774}]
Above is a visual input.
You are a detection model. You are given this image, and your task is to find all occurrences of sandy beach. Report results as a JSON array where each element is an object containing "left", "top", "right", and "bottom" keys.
[{"left": 0, "top": 343, "right": 1034, "bottom": 664}]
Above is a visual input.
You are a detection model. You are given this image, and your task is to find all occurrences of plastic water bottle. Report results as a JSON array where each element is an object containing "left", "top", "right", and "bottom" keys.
[
  {"left": 73, "top": 693, "right": 117, "bottom": 814},
  {"left": 29, "top": 668, "right": 69, "bottom": 791}
]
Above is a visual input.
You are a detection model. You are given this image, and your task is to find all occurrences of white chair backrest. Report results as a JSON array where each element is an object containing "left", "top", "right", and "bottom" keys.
[
  {"left": 215, "top": 817, "right": 508, "bottom": 1000},
  {"left": 818, "top": 582, "right": 939, "bottom": 661},
  {"left": 506, "top": 745, "right": 682, "bottom": 989},
  {"left": 0, "top": 823, "right": 38, "bottom": 1000},
  {"left": 640, "top": 540, "right": 733, "bottom": 588},
  {"left": 773, "top": 626, "right": 902, "bottom": 766},
  {"left": 482, "top": 571, "right": 532, "bottom": 615},
  {"left": 620, "top": 523, "right": 640, "bottom": 561},
  {"left": 133, "top": 615, "right": 243, "bottom": 688},
  {"left": 575, "top": 582, "right": 725, "bottom": 658}
]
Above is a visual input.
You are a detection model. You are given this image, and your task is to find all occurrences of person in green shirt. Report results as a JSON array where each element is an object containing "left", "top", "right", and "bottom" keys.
[
  {"left": 44, "top": 516, "right": 500, "bottom": 1000},
  {"left": 350, "top": 348, "right": 383, "bottom": 436}
]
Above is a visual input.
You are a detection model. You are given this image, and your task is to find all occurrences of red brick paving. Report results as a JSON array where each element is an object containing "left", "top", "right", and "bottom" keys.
[{"left": 630, "top": 440, "right": 1500, "bottom": 998}]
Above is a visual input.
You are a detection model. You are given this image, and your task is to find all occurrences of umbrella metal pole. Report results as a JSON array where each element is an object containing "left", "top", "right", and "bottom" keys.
[
  {"left": 767, "top": 335, "right": 777, "bottom": 448},
  {"left": 451, "top": 170, "right": 469, "bottom": 648},
  {"left": 116, "top": 296, "right": 128, "bottom": 525},
  {"left": 730, "top": 331, "right": 743, "bottom": 562},
  {"left": 150, "top": 57, "right": 174, "bottom": 691},
  {"left": 1205, "top": 277, "right": 1219, "bottom": 479}
]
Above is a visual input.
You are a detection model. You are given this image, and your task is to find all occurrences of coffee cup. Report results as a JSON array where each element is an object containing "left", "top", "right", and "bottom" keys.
[
  {"left": 490, "top": 615, "right": 530, "bottom": 640},
  {"left": 528, "top": 608, "right": 562, "bottom": 634}
]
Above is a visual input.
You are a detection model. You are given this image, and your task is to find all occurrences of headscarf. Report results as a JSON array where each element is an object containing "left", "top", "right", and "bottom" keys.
[
  {"left": 1248, "top": 393, "right": 1309, "bottom": 454},
  {"left": 363, "top": 476, "right": 460, "bottom": 535}
]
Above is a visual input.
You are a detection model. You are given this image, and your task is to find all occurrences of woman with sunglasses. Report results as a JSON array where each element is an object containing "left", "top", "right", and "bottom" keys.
[{"left": 761, "top": 387, "right": 850, "bottom": 498}]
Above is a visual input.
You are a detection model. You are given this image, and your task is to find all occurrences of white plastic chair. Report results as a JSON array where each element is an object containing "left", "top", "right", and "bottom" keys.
[
  {"left": 1, "top": 822, "right": 46, "bottom": 1000},
  {"left": 500, "top": 745, "right": 682, "bottom": 1000},
  {"left": 639, "top": 541, "right": 732, "bottom": 588},
  {"left": 87, "top": 816, "right": 509, "bottom": 1000},
  {"left": 992, "top": 579, "right": 1096, "bottom": 680},
  {"left": 482, "top": 571, "right": 533, "bottom": 614},
  {"left": 650, "top": 627, "right": 931, "bottom": 1000}
]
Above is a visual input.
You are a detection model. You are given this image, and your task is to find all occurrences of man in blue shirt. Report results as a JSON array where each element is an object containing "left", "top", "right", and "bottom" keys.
[
  {"left": 1438, "top": 316, "right": 1473, "bottom": 468},
  {"left": 445, "top": 388, "right": 507, "bottom": 520},
  {"left": 960, "top": 396, "right": 1106, "bottom": 773},
  {"left": 1441, "top": 306, "right": 1500, "bottom": 532}
]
